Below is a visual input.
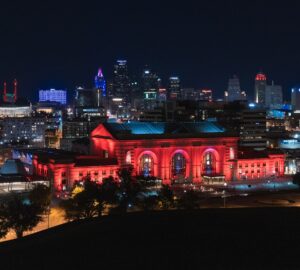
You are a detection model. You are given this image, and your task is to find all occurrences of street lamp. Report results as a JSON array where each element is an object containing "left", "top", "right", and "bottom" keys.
[{"left": 223, "top": 182, "right": 228, "bottom": 208}]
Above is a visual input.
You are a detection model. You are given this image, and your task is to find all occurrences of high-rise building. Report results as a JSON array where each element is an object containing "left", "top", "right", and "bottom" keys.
[
  {"left": 240, "top": 108, "right": 267, "bottom": 148},
  {"left": 113, "top": 60, "right": 131, "bottom": 101},
  {"left": 265, "top": 81, "right": 283, "bottom": 108},
  {"left": 142, "top": 67, "right": 159, "bottom": 110},
  {"left": 225, "top": 75, "right": 245, "bottom": 102},
  {"left": 291, "top": 86, "right": 300, "bottom": 111},
  {"left": 168, "top": 77, "right": 181, "bottom": 100},
  {"left": 181, "top": 88, "right": 196, "bottom": 101},
  {"left": 39, "top": 89, "right": 67, "bottom": 105},
  {"left": 255, "top": 72, "right": 267, "bottom": 104},
  {"left": 199, "top": 89, "right": 213, "bottom": 102},
  {"left": 94, "top": 68, "right": 106, "bottom": 97},
  {"left": 74, "top": 86, "right": 106, "bottom": 119}
]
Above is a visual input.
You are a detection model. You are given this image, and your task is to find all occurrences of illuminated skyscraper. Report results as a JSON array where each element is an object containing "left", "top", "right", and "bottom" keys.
[
  {"left": 113, "top": 60, "right": 131, "bottom": 101},
  {"left": 255, "top": 72, "right": 267, "bottom": 104},
  {"left": 225, "top": 75, "right": 245, "bottom": 102},
  {"left": 142, "top": 67, "right": 160, "bottom": 109},
  {"left": 199, "top": 89, "right": 213, "bottom": 102},
  {"left": 168, "top": 77, "right": 181, "bottom": 100},
  {"left": 94, "top": 68, "right": 106, "bottom": 97},
  {"left": 265, "top": 81, "right": 282, "bottom": 108},
  {"left": 291, "top": 86, "right": 300, "bottom": 111}
]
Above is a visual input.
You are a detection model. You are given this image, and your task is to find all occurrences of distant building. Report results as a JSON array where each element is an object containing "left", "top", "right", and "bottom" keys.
[
  {"left": 39, "top": 89, "right": 67, "bottom": 105},
  {"left": 181, "top": 88, "right": 196, "bottom": 100},
  {"left": 94, "top": 68, "right": 106, "bottom": 97},
  {"left": 168, "top": 77, "right": 181, "bottom": 100},
  {"left": 240, "top": 108, "right": 267, "bottom": 148},
  {"left": 265, "top": 82, "right": 283, "bottom": 108},
  {"left": 225, "top": 75, "right": 246, "bottom": 102},
  {"left": 60, "top": 119, "right": 103, "bottom": 151},
  {"left": 255, "top": 72, "right": 267, "bottom": 104},
  {"left": 112, "top": 60, "right": 131, "bottom": 101},
  {"left": 74, "top": 86, "right": 106, "bottom": 119},
  {"left": 291, "top": 86, "right": 300, "bottom": 111},
  {"left": 199, "top": 89, "right": 213, "bottom": 102},
  {"left": 142, "top": 67, "right": 159, "bottom": 110},
  {"left": 0, "top": 116, "right": 47, "bottom": 147}
]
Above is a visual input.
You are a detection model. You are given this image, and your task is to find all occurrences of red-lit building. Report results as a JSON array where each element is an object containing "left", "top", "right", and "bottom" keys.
[
  {"left": 88, "top": 122, "right": 284, "bottom": 185},
  {"left": 15, "top": 121, "right": 285, "bottom": 190}
]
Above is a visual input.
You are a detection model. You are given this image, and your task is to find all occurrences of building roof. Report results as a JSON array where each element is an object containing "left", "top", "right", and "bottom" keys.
[
  {"left": 238, "top": 147, "right": 284, "bottom": 160},
  {"left": 100, "top": 121, "right": 237, "bottom": 140},
  {"left": 0, "top": 159, "right": 27, "bottom": 175},
  {"left": 15, "top": 148, "right": 118, "bottom": 167}
]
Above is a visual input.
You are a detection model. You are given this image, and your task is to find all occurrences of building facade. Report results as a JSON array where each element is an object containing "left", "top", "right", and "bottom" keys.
[
  {"left": 89, "top": 122, "right": 284, "bottom": 185},
  {"left": 265, "top": 82, "right": 283, "bottom": 108},
  {"left": 255, "top": 72, "right": 267, "bottom": 104},
  {"left": 39, "top": 89, "right": 67, "bottom": 105}
]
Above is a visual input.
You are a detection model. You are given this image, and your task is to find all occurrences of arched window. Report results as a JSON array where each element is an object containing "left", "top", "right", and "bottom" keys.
[
  {"left": 139, "top": 154, "right": 154, "bottom": 177},
  {"left": 203, "top": 152, "right": 215, "bottom": 175},
  {"left": 125, "top": 151, "right": 131, "bottom": 164},
  {"left": 172, "top": 153, "right": 186, "bottom": 178}
]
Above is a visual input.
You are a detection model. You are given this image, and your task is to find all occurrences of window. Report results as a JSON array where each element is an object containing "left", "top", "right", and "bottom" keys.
[
  {"left": 125, "top": 151, "right": 131, "bottom": 164},
  {"left": 110, "top": 170, "right": 114, "bottom": 175},
  {"left": 103, "top": 150, "right": 109, "bottom": 159},
  {"left": 203, "top": 152, "right": 215, "bottom": 175},
  {"left": 79, "top": 172, "right": 83, "bottom": 177},
  {"left": 229, "top": 147, "right": 235, "bottom": 159},
  {"left": 61, "top": 171, "right": 66, "bottom": 177},
  {"left": 94, "top": 172, "right": 98, "bottom": 176},
  {"left": 171, "top": 153, "right": 186, "bottom": 178},
  {"left": 140, "top": 154, "right": 154, "bottom": 177},
  {"left": 102, "top": 170, "right": 107, "bottom": 176}
]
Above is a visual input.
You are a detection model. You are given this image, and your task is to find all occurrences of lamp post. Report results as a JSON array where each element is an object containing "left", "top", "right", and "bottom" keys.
[{"left": 223, "top": 182, "right": 228, "bottom": 208}]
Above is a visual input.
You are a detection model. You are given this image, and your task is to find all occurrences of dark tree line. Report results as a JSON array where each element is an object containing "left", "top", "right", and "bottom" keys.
[{"left": 60, "top": 167, "right": 201, "bottom": 221}]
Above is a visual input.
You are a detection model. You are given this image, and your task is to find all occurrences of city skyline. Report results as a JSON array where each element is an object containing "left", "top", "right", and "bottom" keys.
[{"left": 0, "top": 1, "right": 300, "bottom": 101}]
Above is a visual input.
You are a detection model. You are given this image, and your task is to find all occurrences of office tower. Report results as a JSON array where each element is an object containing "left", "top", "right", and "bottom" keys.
[
  {"left": 113, "top": 60, "right": 131, "bottom": 101},
  {"left": 39, "top": 89, "right": 67, "bottom": 105},
  {"left": 168, "top": 77, "right": 181, "bottom": 100},
  {"left": 225, "top": 75, "right": 245, "bottom": 102},
  {"left": 94, "top": 68, "right": 106, "bottom": 97},
  {"left": 265, "top": 81, "right": 283, "bottom": 108},
  {"left": 291, "top": 86, "right": 300, "bottom": 111},
  {"left": 255, "top": 72, "right": 267, "bottom": 104},
  {"left": 199, "top": 89, "right": 213, "bottom": 102},
  {"left": 142, "top": 67, "right": 159, "bottom": 110},
  {"left": 240, "top": 108, "right": 267, "bottom": 148},
  {"left": 181, "top": 88, "right": 196, "bottom": 100},
  {"left": 74, "top": 86, "right": 106, "bottom": 118}
]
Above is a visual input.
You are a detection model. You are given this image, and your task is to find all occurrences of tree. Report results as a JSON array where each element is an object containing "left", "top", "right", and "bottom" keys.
[
  {"left": 60, "top": 179, "right": 104, "bottom": 221},
  {"left": 0, "top": 204, "right": 8, "bottom": 238},
  {"left": 3, "top": 195, "right": 44, "bottom": 238},
  {"left": 0, "top": 184, "right": 51, "bottom": 239},
  {"left": 138, "top": 195, "right": 158, "bottom": 211},
  {"left": 117, "top": 166, "right": 142, "bottom": 213},
  {"left": 29, "top": 184, "right": 51, "bottom": 210},
  {"left": 159, "top": 184, "right": 174, "bottom": 210},
  {"left": 177, "top": 190, "right": 199, "bottom": 210}
]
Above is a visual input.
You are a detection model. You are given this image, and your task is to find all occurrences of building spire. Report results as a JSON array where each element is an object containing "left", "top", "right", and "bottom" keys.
[
  {"left": 3, "top": 81, "right": 7, "bottom": 102},
  {"left": 13, "top": 79, "right": 17, "bottom": 102}
]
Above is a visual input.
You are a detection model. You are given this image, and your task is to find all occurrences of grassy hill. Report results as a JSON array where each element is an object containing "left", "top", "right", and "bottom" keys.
[{"left": 0, "top": 208, "right": 300, "bottom": 269}]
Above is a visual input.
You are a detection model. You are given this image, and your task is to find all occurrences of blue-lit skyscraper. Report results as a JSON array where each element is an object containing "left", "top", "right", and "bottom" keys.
[
  {"left": 95, "top": 68, "right": 106, "bottom": 97},
  {"left": 39, "top": 89, "right": 67, "bottom": 105}
]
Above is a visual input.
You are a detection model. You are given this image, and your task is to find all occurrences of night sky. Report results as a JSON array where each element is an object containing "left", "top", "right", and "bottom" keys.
[{"left": 1, "top": 1, "right": 300, "bottom": 101}]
